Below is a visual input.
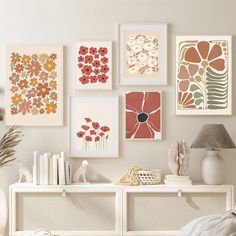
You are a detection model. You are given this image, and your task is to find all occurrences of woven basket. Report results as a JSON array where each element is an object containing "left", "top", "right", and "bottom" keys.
[{"left": 137, "top": 169, "right": 162, "bottom": 185}]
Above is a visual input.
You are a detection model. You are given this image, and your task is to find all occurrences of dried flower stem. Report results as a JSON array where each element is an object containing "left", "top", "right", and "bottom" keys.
[{"left": 0, "top": 126, "right": 22, "bottom": 169}]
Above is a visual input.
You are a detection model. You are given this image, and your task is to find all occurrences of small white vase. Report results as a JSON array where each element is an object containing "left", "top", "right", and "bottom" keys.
[
  {"left": 0, "top": 185, "right": 7, "bottom": 236},
  {"left": 202, "top": 150, "right": 225, "bottom": 185}
]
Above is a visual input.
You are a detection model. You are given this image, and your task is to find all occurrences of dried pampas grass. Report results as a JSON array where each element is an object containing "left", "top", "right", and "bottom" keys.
[{"left": 0, "top": 126, "right": 22, "bottom": 168}]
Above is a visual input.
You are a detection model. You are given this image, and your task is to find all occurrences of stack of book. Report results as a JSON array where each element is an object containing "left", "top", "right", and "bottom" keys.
[
  {"left": 164, "top": 175, "right": 192, "bottom": 185},
  {"left": 32, "top": 151, "right": 72, "bottom": 185}
]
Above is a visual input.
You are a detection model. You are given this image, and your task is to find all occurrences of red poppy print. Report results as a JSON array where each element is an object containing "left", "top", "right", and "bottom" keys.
[
  {"left": 76, "top": 117, "right": 111, "bottom": 150},
  {"left": 101, "top": 57, "right": 108, "bottom": 64},
  {"left": 85, "top": 136, "right": 92, "bottom": 142},
  {"left": 85, "top": 55, "right": 93, "bottom": 64},
  {"left": 125, "top": 92, "right": 161, "bottom": 139},
  {"left": 79, "top": 46, "right": 88, "bottom": 55},
  {"left": 8, "top": 51, "right": 58, "bottom": 116},
  {"left": 90, "top": 76, "right": 98, "bottom": 83},
  {"left": 77, "top": 131, "right": 85, "bottom": 138},
  {"left": 85, "top": 117, "right": 92, "bottom": 122},
  {"left": 81, "top": 65, "right": 93, "bottom": 75},
  {"left": 98, "top": 47, "right": 108, "bottom": 56},
  {"left": 77, "top": 42, "right": 111, "bottom": 88},
  {"left": 89, "top": 47, "right": 97, "bottom": 55},
  {"left": 92, "top": 60, "right": 100, "bottom": 68},
  {"left": 98, "top": 74, "right": 108, "bottom": 83},
  {"left": 100, "top": 65, "right": 109, "bottom": 73},
  {"left": 79, "top": 75, "right": 90, "bottom": 84},
  {"left": 78, "top": 56, "right": 84, "bottom": 62},
  {"left": 78, "top": 63, "right": 83, "bottom": 68},
  {"left": 92, "top": 122, "right": 100, "bottom": 129}
]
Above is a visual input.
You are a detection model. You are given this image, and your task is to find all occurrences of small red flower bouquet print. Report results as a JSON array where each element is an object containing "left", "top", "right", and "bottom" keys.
[
  {"left": 125, "top": 92, "right": 161, "bottom": 140},
  {"left": 76, "top": 118, "right": 110, "bottom": 150},
  {"left": 70, "top": 97, "right": 119, "bottom": 158},
  {"left": 76, "top": 41, "right": 112, "bottom": 90},
  {"left": 5, "top": 46, "right": 63, "bottom": 126}
]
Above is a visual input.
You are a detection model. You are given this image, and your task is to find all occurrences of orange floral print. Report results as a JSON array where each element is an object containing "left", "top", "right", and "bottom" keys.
[
  {"left": 26, "top": 60, "right": 42, "bottom": 77},
  {"left": 11, "top": 94, "right": 22, "bottom": 105},
  {"left": 22, "top": 55, "right": 31, "bottom": 64},
  {"left": 37, "top": 83, "right": 51, "bottom": 98},
  {"left": 44, "top": 60, "right": 56, "bottom": 72},
  {"left": 11, "top": 53, "right": 21, "bottom": 64},
  {"left": 46, "top": 102, "right": 57, "bottom": 113},
  {"left": 9, "top": 51, "right": 58, "bottom": 116}
]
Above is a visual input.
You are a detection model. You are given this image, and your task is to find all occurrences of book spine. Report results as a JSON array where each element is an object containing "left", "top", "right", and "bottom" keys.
[
  {"left": 39, "top": 155, "right": 44, "bottom": 185},
  {"left": 59, "top": 152, "right": 65, "bottom": 185},
  {"left": 33, "top": 151, "right": 38, "bottom": 185},
  {"left": 43, "top": 153, "right": 50, "bottom": 185},
  {"left": 52, "top": 155, "right": 58, "bottom": 185},
  {"left": 65, "top": 162, "right": 69, "bottom": 185},
  {"left": 69, "top": 163, "right": 72, "bottom": 184},
  {"left": 49, "top": 156, "right": 53, "bottom": 185}
]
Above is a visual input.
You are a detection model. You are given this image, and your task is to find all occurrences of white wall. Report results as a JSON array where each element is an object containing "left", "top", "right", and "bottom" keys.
[{"left": 0, "top": 0, "right": 236, "bottom": 195}]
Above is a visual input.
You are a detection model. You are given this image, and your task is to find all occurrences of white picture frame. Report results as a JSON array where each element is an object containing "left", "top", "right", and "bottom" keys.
[
  {"left": 176, "top": 36, "right": 232, "bottom": 115},
  {"left": 70, "top": 96, "right": 119, "bottom": 158},
  {"left": 5, "top": 45, "right": 63, "bottom": 126},
  {"left": 118, "top": 23, "right": 167, "bottom": 85}
]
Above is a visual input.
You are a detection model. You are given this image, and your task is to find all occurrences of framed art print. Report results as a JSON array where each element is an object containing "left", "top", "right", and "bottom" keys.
[
  {"left": 76, "top": 41, "right": 112, "bottom": 90},
  {"left": 5, "top": 45, "right": 63, "bottom": 126},
  {"left": 176, "top": 36, "right": 232, "bottom": 115},
  {"left": 70, "top": 96, "right": 119, "bottom": 158},
  {"left": 125, "top": 91, "right": 161, "bottom": 140},
  {"left": 118, "top": 23, "right": 167, "bottom": 85}
]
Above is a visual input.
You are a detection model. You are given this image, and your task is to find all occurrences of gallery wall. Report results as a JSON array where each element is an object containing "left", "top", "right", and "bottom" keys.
[{"left": 0, "top": 0, "right": 236, "bottom": 195}]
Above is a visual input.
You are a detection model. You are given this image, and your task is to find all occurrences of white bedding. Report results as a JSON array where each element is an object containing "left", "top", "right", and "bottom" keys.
[{"left": 178, "top": 210, "right": 236, "bottom": 236}]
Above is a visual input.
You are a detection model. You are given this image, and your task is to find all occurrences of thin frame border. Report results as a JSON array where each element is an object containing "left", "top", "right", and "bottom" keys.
[
  {"left": 124, "top": 91, "right": 162, "bottom": 141},
  {"left": 5, "top": 44, "right": 64, "bottom": 126},
  {"left": 117, "top": 23, "right": 168, "bottom": 86},
  {"left": 175, "top": 35, "right": 232, "bottom": 116},
  {"left": 69, "top": 96, "right": 119, "bottom": 158}
]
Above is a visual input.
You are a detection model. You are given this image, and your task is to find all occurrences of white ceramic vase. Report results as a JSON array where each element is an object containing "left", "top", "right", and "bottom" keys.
[
  {"left": 202, "top": 150, "right": 225, "bottom": 185},
  {"left": 0, "top": 184, "right": 7, "bottom": 236}
]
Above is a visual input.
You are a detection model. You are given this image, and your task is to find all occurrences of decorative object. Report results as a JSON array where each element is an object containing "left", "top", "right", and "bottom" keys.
[
  {"left": 0, "top": 126, "right": 22, "bottom": 169},
  {"left": 125, "top": 91, "right": 161, "bottom": 140},
  {"left": 164, "top": 175, "right": 192, "bottom": 186},
  {"left": 191, "top": 124, "right": 236, "bottom": 185},
  {"left": 168, "top": 140, "right": 190, "bottom": 176},
  {"left": 117, "top": 167, "right": 143, "bottom": 186},
  {"left": 0, "top": 126, "right": 22, "bottom": 236},
  {"left": 72, "top": 160, "right": 89, "bottom": 184},
  {"left": 118, "top": 23, "right": 167, "bottom": 85},
  {"left": 76, "top": 41, "right": 112, "bottom": 90},
  {"left": 176, "top": 36, "right": 232, "bottom": 115},
  {"left": 17, "top": 163, "right": 33, "bottom": 183},
  {"left": 70, "top": 96, "right": 119, "bottom": 158},
  {"left": 5, "top": 45, "right": 63, "bottom": 126},
  {"left": 137, "top": 169, "right": 162, "bottom": 185}
]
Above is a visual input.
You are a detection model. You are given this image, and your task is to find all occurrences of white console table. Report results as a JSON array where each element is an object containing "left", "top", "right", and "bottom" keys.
[{"left": 9, "top": 184, "right": 234, "bottom": 236}]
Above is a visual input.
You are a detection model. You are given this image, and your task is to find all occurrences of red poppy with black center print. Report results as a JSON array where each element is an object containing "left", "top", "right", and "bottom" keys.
[{"left": 125, "top": 92, "right": 161, "bottom": 140}]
